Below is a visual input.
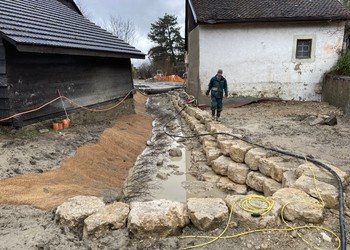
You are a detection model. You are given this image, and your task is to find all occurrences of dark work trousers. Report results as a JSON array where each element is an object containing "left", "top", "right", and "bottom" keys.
[{"left": 211, "top": 97, "right": 223, "bottom": 117}]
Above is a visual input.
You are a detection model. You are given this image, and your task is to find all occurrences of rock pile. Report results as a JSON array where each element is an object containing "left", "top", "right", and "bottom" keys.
[
  {"left": 55, "top": 196, "right": 230, "bottom": 238},
  {"left": 56, "top": 196, "right": 129, "bottom": 239}
]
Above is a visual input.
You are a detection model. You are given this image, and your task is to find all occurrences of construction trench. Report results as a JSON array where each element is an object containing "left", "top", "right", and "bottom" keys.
[{"left": 0, "top": 89, "right": 349, "bottom": 249}]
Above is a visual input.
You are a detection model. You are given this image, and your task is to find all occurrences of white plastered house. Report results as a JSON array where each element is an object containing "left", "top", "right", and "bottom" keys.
[{"left": 185, "top": 0, "right": 350, "bottom": 101}]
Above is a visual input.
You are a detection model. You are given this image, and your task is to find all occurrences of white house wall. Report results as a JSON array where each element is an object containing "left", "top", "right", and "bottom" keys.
[{"left": 198, "top": 22, "right": 345, "bottom": 101}]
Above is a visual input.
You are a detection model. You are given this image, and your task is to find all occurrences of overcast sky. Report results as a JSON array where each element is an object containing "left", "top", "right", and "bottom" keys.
[{"left": 75, "top": 0, "right": 185, "bottom": 63}]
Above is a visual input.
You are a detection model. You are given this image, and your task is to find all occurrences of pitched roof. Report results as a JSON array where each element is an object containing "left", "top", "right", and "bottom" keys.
[
  {"left": 56, "top": 0, "right": 83, "bottom": 15},
  {"left": 0, "top": 0, "right": 145, "bottom": 59},
  {"left": 189, "top": 0, "right": 350, "bottom": 24}
]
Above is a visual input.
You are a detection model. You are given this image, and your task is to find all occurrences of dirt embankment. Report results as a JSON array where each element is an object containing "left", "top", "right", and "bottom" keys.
[{"left": 0, "top": 94, "right": 152, "bottom": 210}]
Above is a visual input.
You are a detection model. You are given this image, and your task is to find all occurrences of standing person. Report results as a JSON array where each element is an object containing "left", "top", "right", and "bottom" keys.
[{"left": 206, "top": 69, "right": 228, "bottom": 121}]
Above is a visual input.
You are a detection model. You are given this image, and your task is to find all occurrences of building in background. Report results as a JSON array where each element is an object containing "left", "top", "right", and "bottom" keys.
[
  {"left": 0, "top": 0, "right": 144, "bottom": 125},
  {"left": 185, "top": 0, "right": 350, "bottom": 102}
]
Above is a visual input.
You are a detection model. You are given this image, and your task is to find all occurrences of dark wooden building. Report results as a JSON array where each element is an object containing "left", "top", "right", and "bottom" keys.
[{"left": 0, "top": 0, "right": 144, "bottom": 125}]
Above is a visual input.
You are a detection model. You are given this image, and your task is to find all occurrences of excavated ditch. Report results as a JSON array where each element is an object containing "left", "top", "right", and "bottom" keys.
[
  {"left": 0, "top": 92, "right": 349, "bottom": 250},
  {"left": 124, "top": 94, "right": 227, "bottom": 203}
]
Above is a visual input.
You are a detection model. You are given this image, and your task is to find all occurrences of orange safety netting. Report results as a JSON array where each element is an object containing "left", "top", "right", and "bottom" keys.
[{"left": 153, "top": 75, "right": 186, "bottom": 83}]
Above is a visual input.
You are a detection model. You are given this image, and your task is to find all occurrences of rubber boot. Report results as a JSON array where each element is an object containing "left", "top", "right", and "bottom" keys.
[
  {"left": 211, "top": 109, "right": 216, "bottom": 120},
  {"left": 216, "top": 111, "right": 221, "bottom": 122}
]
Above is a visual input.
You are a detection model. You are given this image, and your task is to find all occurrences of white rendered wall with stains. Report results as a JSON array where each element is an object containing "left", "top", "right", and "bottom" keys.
[{"left": 195, "top": 21, "right": 345, "bottom": 101}]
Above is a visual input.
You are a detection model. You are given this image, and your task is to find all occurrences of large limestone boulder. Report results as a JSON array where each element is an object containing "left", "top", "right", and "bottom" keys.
[
  {"left": 229, "top": 141, "right": 254, "bottom": 163},
  {"left": 205, "top": 147, "right": 222, "bottom": 164},
  {"left": 83, "top": 202, "right": 129, "bottom": 239},
  {"left": 182, "top": 113, "right": 191, "bottom": 123},
  {"left": 127, "top": 200, "right": 189, "bottom": 238},
  {"left": 346, "top": 189, "right": 350, "bottom": 210},
  {"left": 197, "top": 128, "right": 211, "bottom": 139},
  {"left": 295, "top": 162, "right": 348, "bottom": 187},
  {"left": 205, "top": 121, "right": 220, "bottom": 132},
  {"left": 218, "top": 139, "right": 237, "bottom": 156},
  {"left": 272, "top": 188, "right": 324, "bottom": 223},
  {"left": 201, "top": 135, "right": 217, "bottom": 145},
  {"left": 185, "top": 106, "right": 197, "bottom": 117},
  {"left": 206, "top": 123, "right": 232, "bottom": 135},
  {"left": 198, "top": 112, "right": 212, "bottom": 124},
  {"left": 203, "top": 140, "right": 219, "bottom": 148},
  {"left": 191, "top": 149, "right": 207, "bottom": 163},
  {"left": 227, "top": 162, "right": 250, "bottom": 184},
  {"left": 293, "top": 176, "right": 339, "bottom": 208},
  {"left": 282, "top": 171, "right": 297, "bottom": 188},
  {"left": 271, "top": 161, "right": 299, "bottom": 182},
  {"left": 202, "top": 171, "right": 221, "bottom": 183},
  {"left": 246, "top": 172, "right": 271, "bottom": 192},
  {"left": 217, "top": 134, "right": 237, "bottom": 141},
  {"left": 217, "top": 177, "right": 247, "bottom": 195},
  {"left": 187, "top": 198, "right": 228, "bottom": 231},
  {"left": 188, "top": 118, "right": 201, "bottom": 131},
  {"left": 244, "top": 148, "right": 270, "bottom": 171},
  {"left": 202, "top": 117, "right": 213, "bottom": 126},
  {"left": 193, "top": 123, "right": 207, "bottom": 134},
  {"left": 196, "top": 111, "right": 210, "bottom": 122},
  {"left": 56, "top": 196, "right": 105, "bottom": 230},
  {"left": 199, "top": 135, "right": 216, "bottom": 144},
  {"left": 259, "top": 157, "right": 299, "bottom": 182},
  {"left": 211, "top": 155, "right": 232, "bottom": 176},
  {"left": 263, "top": 178, "right": 282, "bottom": 197},
  {"left": 225, "top": 195, "right": 282, "bottom": 229},
  {"left": 259, "top": 157, "right": 284, "bottom": 177}
]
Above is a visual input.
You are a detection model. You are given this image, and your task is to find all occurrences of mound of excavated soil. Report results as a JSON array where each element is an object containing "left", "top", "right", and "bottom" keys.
[{"left": 0, "top": 94, "right": 152, "bottom": 210}]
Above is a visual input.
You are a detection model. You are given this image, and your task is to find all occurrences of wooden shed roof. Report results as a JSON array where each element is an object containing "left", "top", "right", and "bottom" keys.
[{"left": 0, "top": 0, "right": 145, "bottom": 59}]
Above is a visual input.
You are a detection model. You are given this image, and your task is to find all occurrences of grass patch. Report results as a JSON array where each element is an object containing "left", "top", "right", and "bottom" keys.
[{"left": 329, "top": 49, "right": 350, "bottom": 75}]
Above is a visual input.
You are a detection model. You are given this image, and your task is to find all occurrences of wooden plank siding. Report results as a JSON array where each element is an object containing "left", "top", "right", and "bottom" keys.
[
  {"left": 0, "top": 38, "right": 10, "bottom": 121},
  {"left": 0, "top": 38, "right": 5, "bottom": 74},
  {"left": 3, "top": 42, "right": 133, "bottom": 123}
]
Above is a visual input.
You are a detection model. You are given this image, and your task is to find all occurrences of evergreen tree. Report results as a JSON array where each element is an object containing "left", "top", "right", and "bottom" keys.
[{"left": 148, "top": 14, "right": 185, "bottom": 74}]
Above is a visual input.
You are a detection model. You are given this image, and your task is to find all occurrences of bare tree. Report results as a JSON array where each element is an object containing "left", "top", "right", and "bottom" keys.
[
  {"left": 74, "top": 0, "right": 93, "bottom": 20},
  {"left": 103, "top": 15, "right": 137, "bottom": 45},
  {"left": 137, "top": 61, "right": 155, "bottom": 79}
]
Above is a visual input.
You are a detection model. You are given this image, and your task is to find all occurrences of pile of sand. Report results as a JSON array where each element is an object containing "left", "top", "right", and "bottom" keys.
[{"left": 0, "top": 94, "right": 152, "bottom": 210}]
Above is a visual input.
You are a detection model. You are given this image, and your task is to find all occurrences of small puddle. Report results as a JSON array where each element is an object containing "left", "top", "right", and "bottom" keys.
[{"left": 152, "top": 147, "right": 227, "bottom": 203}]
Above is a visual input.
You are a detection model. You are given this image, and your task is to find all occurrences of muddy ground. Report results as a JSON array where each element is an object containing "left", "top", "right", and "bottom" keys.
[
  {"left": 0, "top": 93, "right": 349, "bottom": 249},
  {"left": 222, "top": 101, "right": 350, "bottom": 170}
]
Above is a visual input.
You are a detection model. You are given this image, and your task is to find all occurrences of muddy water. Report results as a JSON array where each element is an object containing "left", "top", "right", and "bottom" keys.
[
  {"left": 152, "top": 147, "right": 189, "bottom": 202},
  {"left": 125, "top": 94, "right": 227, "bottom": 203},
  {"left": 152, "top": 146, "right": 227, "bottom": 202}
]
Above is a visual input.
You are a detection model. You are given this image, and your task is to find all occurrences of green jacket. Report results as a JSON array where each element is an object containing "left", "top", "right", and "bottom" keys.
[{"left": 208, "top": 75, "right": 228, "bottom": 98}]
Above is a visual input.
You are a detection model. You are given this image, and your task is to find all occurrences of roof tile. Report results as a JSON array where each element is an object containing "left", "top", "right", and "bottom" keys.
[
  {"left": 0, "top": 0, "right": 144, "bottom": 58},
  {"left": 190, "top": 0, "right": 350, "bottom": 23}
]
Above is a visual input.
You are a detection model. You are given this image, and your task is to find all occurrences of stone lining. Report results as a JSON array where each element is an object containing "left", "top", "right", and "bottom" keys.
[
  {"left": 169, "top": 92, "right": 348, "bottom": 207},
  {"left": 54, "top": 93, "right": 349, "bottom": 239}
]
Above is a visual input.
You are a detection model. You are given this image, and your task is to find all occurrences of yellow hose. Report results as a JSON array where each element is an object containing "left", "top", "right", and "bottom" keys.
[{"left": 180, "top": 159, "right": 340, "bottom": 250}]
